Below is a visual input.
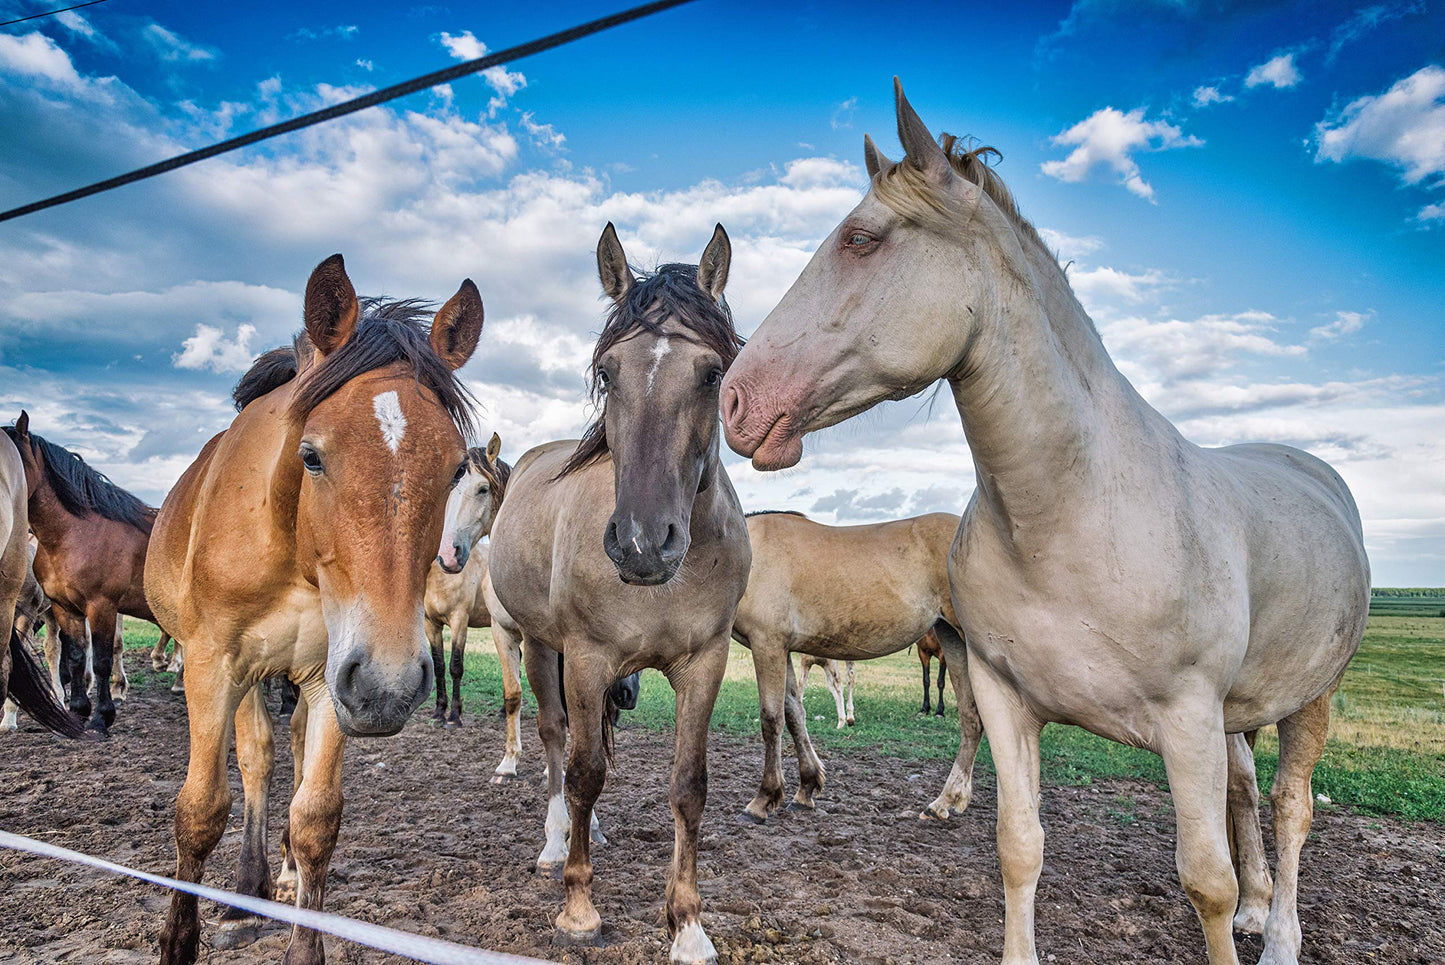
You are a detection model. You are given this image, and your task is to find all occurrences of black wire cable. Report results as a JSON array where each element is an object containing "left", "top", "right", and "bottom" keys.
[
  {"left": 0, "top": 0, "right": 108, "bottom": 28},
  {"left": 0, "top": 0, "right": 695, "bottom": 224}
]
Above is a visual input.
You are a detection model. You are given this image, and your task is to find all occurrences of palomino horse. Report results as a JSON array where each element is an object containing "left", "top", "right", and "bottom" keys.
[
  {"left": 798, "top": 654, "right": 854, "bottom": 728},
  {"left": 916, "top": 627, "right": 948, "bottom": 717},
  {"left": 721, "top": 79, "right": 1369, "bottom": 965},
  {"left": 1, "top": 429, "right": 83, "bottom": 738},
  {"left": 731, "top": 509, "right": 980, "bottom": 823},
  {"left": 146, "top": 259, "right": 483, "bottom": 965},
  {"left": 3, "top": 414, "right": 169, "bottom": 734},
  {"left": 487, "top": 224, "right": 750, "bottom": 964},
  {"left": 426, "top": 433, "right": 512, "bottom": 737}
]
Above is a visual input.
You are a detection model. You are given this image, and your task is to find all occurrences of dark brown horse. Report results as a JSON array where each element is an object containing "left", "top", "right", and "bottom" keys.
[
  {"left": 916, "top": 627, "right": 947, "bottom": 717},
  {"left": 4, "top": 413, "right": 166, "bottom": 735}
]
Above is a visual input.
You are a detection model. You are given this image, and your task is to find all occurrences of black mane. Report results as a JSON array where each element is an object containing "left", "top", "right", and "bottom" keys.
[
  {"left": 745, "top": 510, "right": 808, "bottom": 518},
  {"left": 558, "top": 264, "right": 744, "bottom": 478},
  {"left": 232, "top": 297, "right": 476, "bottom": 436},
  {"left": 1, "top": 426, "right": 155, "bottom": 531}
]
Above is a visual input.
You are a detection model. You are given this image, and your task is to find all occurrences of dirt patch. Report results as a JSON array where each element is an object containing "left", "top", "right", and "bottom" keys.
[{"left": 2, "top": 658, "right": 1443, "bottom": 964}]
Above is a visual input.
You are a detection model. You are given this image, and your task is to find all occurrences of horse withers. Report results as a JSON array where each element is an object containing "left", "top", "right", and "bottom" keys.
[
  {"left": 146, "top": 256, "right": 484, "bottom": 965},
  {"left": 721, "top": 79, "right": 1368, "bottom": 965},
  {"left": 486, "top": 224, "right": 750, "bottom": 964}
]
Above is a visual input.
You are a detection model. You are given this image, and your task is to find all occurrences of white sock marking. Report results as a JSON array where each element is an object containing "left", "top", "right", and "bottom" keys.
[
  {"left": 646, "top": 337, "right": 671, "bottom": 392},
  {"left": 372, "top": 391, "right": 406, "bottom": 452}
]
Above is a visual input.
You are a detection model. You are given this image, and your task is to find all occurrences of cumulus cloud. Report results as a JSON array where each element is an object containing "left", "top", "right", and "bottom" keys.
[
  {"left": 438, "top": 29, "right": 486, "bottom": 60},
  {"left": 173, "top": 324, "right": 259, "bottom": 373},
  {"left": 1069, "top": 265, "right": 1170, "bottom": 305},
  {"left": 1417, "top": 202, "right": 1445, "bottom": 224},
  {"left": 1041, "top": 106, "right": 1202, "bottom": 201},
  {"left": 1192, "top": 85, "right": 1233, "bottom": 108},
  {"left": 1244, "top": 52, "right": 1302, "bottom": 89},
  {"left": 436, "top": 31, "right": 526, "bottom": 116},
  {"left": 1037, "top": 227, "right": 1105, "bottom": 261},
  {"left": 520, "top": 112, "right": 565, "bottom": 150},
  {"left": 1314, "top": 65, "right": 1445, "bottom": 187}
]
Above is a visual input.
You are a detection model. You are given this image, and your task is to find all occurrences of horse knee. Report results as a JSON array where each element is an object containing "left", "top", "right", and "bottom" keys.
[
  {"left": 503, "top": 693, "right": 521, "bottom": 716},
  {"left": 1178, "top": 850, "right": 1239, "bottom": 920}
]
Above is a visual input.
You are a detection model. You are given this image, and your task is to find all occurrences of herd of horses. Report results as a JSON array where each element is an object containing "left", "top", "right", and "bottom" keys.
[{"left": 0, "top": 81, "right": 1369, "bottom": 965}]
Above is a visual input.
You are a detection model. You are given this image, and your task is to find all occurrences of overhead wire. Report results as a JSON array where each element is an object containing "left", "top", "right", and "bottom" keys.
[{"left": 0, "top": 0, "right": 109, "bottom": 29}]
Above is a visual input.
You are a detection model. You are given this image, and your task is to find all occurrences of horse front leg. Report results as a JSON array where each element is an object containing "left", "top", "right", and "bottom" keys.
[
  {"left": 150, "top": 629, "right": 171, "bottom": 671},
  {"left": 1227, "top": 730, "right": 1272, "bottom": 934},
  {"left": 446, "top": 617, "right": 467, "bottom": 728},
  {"left": 554, "top": 653, "right": 609, "bottom": 946},
  {"left": 822, "top": 660, "right": 847, "bottom": 729},
  {"left": 274, "top": 689, "right": 309, "bottom": 905},
  {"left": 844, "top": 661, "right": 855, "bottom": 725},
  {"left": 425, "top": 617, "right": 447, "bottom": 724},
  {"left": 54, "top": 608, "right": 89, "bottom": 723},
  {"left": 160, "top": 656, "right": 245, "bottom": 965},
  {"left": 85, "top": 604, "right": 118, "bottom": 733},
  {"left": 526, "top": 638, "right": 571, "bottom": 875},
  {"left": 110, "top": 621, "right": 128, "bottom": 703},
  {"left": 921, "top": 654, "right": 933, "bottom": 714},
  {"left": 742, "top": 638, "right": 788, "bottom": 822},
  {"left": 665, "top": 640, "right": 728, "bottom": 965},
  {"left": 923, "top": 624, "right": 982, "bottom": 820},
  {"left": 491, "top": 620, "right": 524, "bottom": 782},
  {"left": 215, "top": 685, "right": 276, "bottom": 949},
  {"left": 783, "top": 654, "right": 826, "bottom": 810},
  {"left": 281, "top": 681, "right": 347, "bottom": 965}
]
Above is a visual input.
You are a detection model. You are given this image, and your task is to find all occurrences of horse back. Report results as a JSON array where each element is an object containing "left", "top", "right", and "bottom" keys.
[{"left": 146, "top": 428, "right": 227, "bottom": 638}]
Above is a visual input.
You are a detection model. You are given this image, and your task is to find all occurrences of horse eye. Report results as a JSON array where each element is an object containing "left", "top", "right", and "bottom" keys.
[
  {"left": 597, "top": 370, "right": 611, "bottom": 389},
  {"left": 477, "top": 484, "right": 488, "bottom": 495},
  {"left": 703, "top": 368, "right": 723, "bottom": 387},
  {"left": 848, "top": 232, "right": 875, "bottom": 247},
  {"left": 300, "top": 447, "right": 324, "bottom": 475},
  {"left": 451, "top": 464, "right": 467, "bottom": 487}
]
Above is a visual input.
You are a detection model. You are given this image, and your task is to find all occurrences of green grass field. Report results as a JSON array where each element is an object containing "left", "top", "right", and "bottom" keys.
[{"left": 119, "top": 590, "right": 1445, "bottom": 821}]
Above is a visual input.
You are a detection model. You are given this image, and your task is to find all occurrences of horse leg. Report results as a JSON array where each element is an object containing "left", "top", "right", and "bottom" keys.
[
  {"left": 85, "top": 604, "right": 118, "bottom": 732},
  {"left": 971, "top": 658, "right": 1044, "bottom": 965},
  {"left": 741, "top": 638, "right": 788, "bottom": 822},
  {"left": 934, "top": 652, "right": 946, "bottom": 717},
  {"left": 1259, "top": 689, "right": 1333, "bottom": 965},
  {"left": 665, "top": 641, "right": 728, "bottom": 964},
  {"left": 554, "top": 656, "right": 608, "bottom": 945},
  {"left": 281, "top": 682, "right": 347, "bottom": 965},
  {"left": 1227, "top": 730, "right": 1272, "bottom": 934},
  {"left": 822, "top": 660, "right": 847, "bottom": 729},
  {"left": 159, "top": 663, "right": 244, "bottom": 965},
  {"left": 214, "top": 685, "right": 276, "bottom": 946},
  {"left": 43, "top": 612, "right": 62, "bottom": 699},
  {"left": 845, "top": 661, "right": 856, "bottom": 725},
  {"left": 110, "top": 622, "right": 128, "bottom": 703},
  {"left": 527, "top": 639, "right": 571, "bottom": 875},
  {"left": 799, "top": 657, "right": 812, "bottom": 694},
  {"left": 55, "top": 608, "right": 89, "bottom": 722},
  {"left": 275, "top": 691, "right": 308, "bottom": 905},
  {"left": 783, "top": 654, "right": 826, "bottom": 810},
  {"left": 0, "top": 698, "right": 15, "bottom": 732},
  {"left": 446, "top": 617, "right": 467, "bottom": 728},
  {"left": 425, "top": 617, "right": 447, "bottom": 724},
  {"left": 150, "top": 629, "right": 170, "bottom": 671},
  {"left": 921, "top": 653, "right": 933, "bottom": 714},
  {"left": 1159, "top": 708, "right": 1241, "bottom": 965},
  {"left": 492, "top": 621, "right": 524, "bottom": 782},
  {"left": 169, "top": 640, "right": 185, "bottom": 695},
  {"left": 922, "top": 627, "right": 982, "bottom": 820}
]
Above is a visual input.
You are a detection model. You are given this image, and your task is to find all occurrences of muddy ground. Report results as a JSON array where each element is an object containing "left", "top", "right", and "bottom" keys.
[{"left": 1, "top": 659, "right": 1442, "bottom": 965}]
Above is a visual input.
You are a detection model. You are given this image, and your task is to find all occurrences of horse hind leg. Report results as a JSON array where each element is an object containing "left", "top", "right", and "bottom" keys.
[
  {"left": 150, "top": 629, "right": 171, "bottom": 672},
  {"left": 425, "top": 618, "right": 447, "bottom": 724},
  {"left": 822, "top": 660, "right": 847, "bottom": 729},
  {"left": 783, "top": 654, "right": 826, "bottom": 810},
  {"left": 110, "top": 622, "right": 128, "bottom": 703},
  {"left": 491, "top": 620, "right": 524, "bottom": 782},
  {"left": 274, "top": 691, "right": 309, "bottom": 906},
  {"left": 445, "top": 619, "right": 467, "bottom": 728},
  {"left": 923, "top": 625, "right": 982, "bottom": 821},
  {"left": 85, "top": 605, "right": 118, "bottom": 732},
  {"left": 741, "top": 639, "right": 790, "bottom": 823},
  {"left": 169, "top": 640, "right": 185, "bottom": 695},
  {"left": 215, "top": 685, "right": 276, "bottom": 949},
  {"left": 844, "top": 661, "right": 855, "bottom": 725},
  {"left": 1258, "top": 689, "right": 1334, "bottom": 965},
  {"left": 527, "top": 639, "right": 572, "bottom": 876},
  {"left": 1227, "top": 730, "right": 1272, "bottom": 934}
]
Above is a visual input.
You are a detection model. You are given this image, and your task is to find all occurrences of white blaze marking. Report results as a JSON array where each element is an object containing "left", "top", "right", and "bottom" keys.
[
  {"left": 646, "top": 337, "right": 671, "bottom": 392},
  {"left": 372, "top": 391, "right": 406, "bottom": 452}
]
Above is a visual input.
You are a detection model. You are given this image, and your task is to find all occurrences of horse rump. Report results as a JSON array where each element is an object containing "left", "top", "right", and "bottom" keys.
[{"left": 7, "top": 627, "right": 88, "bottom": 739}]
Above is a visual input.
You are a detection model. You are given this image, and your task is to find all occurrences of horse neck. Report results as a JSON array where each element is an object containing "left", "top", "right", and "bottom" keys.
[
  {"left": 24, "top": 471, "right": 80, "bottom": 548},
  {"left": 950, "top": 232, "right": 1170, "bottom": 537}
]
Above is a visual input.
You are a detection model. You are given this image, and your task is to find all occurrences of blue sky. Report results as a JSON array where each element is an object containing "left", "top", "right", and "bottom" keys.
[{"left": 0, "top": 0, "right": 1442, "bottom": 583}]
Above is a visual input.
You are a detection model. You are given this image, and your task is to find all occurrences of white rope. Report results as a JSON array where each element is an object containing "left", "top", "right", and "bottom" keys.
[{"left": 0, "top": 830, "right": 551, "bottom": 965}]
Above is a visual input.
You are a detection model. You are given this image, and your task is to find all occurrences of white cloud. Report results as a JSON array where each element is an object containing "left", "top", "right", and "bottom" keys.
[
  {"left": 1417, "top": 202, "right": 1445, "bottom": 224},
  {"left": 1069, "top": 265, "right": 1170, "bottom": 305},
  {"left": 437, "top": 31, "right": 526, "bottom": 116},
  {"left": 1041, "top": 106, "right": 1202, "bottom": 201},
  {"left": 1314, "top": 65, "right": 1445, "bottom": 187},
  {"left": 1328, "top": 3, "right": 1421, "bottom": 62},
  {"left": 1309, "top": 310, "right": 1370, "bottom": 342},
  {"left": 142, "top": 23, "right": 217, "bottom": 64},
  {"left": 520, "top": 112, "right": 565, "bottom": 150},
  {"left": 1037, "top": 227, "right": 1105, "bottom": 262},
  {"left": 291, "top": 25, "right": 360, "bottom": 42},
  {"left": 1191, "top": 85, "right": 1233, "bottom": 108},
  {"left": 1103, "top": 310, "right": 1306, "bottom": 382},
  {"left": 438, "top": 30, "right": 486, "bottom": 61},
  {"left": 356, "top": 59, "right": 374, "bottom": 72},
  {"left": 173, "top": 324, "right": 259, "bottom": 373},
  {"left": 830, "top": 97, "right": 858, "bottom": 130},
  {"left": 1244, "top": 52, "right": 1302, "bottom": 90},
  {"left": 0, "top": 30, "right": 87, "bottom": 91}
]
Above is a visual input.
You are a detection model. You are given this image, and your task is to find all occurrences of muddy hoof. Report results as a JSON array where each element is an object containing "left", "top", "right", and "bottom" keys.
[
  {"left": 445, "top": 718, "right": 463, "bottom": 730},
  {"left": 273, "top": 878, "right": 297, "bottom": 905},
  {"left": 553, "top": 925, "right": 603, "bottom": 948},
  {"left": 846, "top": 718, "right": 855, "bottom": 726},
  {"left": 490, "top": 771, "right": 521, "bottom": 785},
  {"left": 919, "top": 806, "right": 950, "bottom": 822},
  {"left": 735, "top": 810, "right": 766, "bottom": 826},
  {"left": 536, "top": 860, "right": 565, "bottom": 880},
  {"left": 212, "top": 919, "right": 263, "bottom": 950},
  {"left": 785, "top": 801, "right": 815, "bottom": 813},
  {"left": 170, "top": 684, "right": 185, "bottom": 696},
  {"left": 85, "top": 720, "right": 109, "bottom": 740}
]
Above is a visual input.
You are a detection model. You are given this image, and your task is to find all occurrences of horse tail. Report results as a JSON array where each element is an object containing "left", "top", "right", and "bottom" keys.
[
  {"left": 7, "top": 627, "right": 87, "bottom": 739},
  {"left": 601, "top": 691, "right": 618, "bottom": 765}
]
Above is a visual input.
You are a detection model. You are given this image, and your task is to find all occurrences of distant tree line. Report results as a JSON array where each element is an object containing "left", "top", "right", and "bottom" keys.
[{"left": 1371, "top": 587, "right": 1445, "bottom": 597}]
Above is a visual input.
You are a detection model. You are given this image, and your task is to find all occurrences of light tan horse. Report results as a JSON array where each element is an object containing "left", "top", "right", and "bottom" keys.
[
  {"left": 797, "top": 654, "right": 854, "bottom": 728},
  {"left": 721, "top": 79, "right": 1369, "bottom": 965},
  {"left": 146, "top": 258, "right": 483, "bottom": 965},
  {"left": 731, "top": 510, "right": 980, "bottom": 823},
  {"left": 487, "top": 224, "right": 750, "bottom": 964}
]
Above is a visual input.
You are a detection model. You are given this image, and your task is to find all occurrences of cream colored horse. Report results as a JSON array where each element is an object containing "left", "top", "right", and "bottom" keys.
[
  {"left": 487, "top": 224, "right": 750, "bottom": 964},
  {"left": 798, "top": 654, "right": 854, "bottom": 728},
  {"left": 722, "top": 80, "right": 1369, "bottom": 965},
  {"left": 732, "top": 510, "right": 980, "bottom": 823}
]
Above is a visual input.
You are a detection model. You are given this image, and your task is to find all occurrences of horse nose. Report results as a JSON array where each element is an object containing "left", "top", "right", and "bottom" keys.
[
  {"left": 603, "top": 514, "right": 686, "bottom": 585},
  {"left": 722, "top": 382, "right": 745, "bottom": 432},
  {"left": 328, "top": 648, "right": 432, "bottom": 737}
]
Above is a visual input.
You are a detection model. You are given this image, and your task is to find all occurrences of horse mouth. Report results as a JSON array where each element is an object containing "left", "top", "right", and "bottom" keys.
[
  {"left": 749, "top": 415, "right": 804, "bottom": 472},
  {"left": 436, "top": 555, "right": 465, "bottom": 575}
]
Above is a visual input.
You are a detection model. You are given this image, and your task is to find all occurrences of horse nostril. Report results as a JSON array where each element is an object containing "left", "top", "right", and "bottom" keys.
[
  {"left": 603, "top": 520, "right": 627, "bottom": 565},
  {"left": 661, "top": 523, "right": 685, "bottom": 559},
  {"left": 722, "top": 383, "right": 743, "bottom": 425}
]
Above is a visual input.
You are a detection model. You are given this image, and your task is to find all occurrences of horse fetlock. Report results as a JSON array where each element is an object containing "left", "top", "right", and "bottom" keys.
[
  {"left": 1232, "top": 900, "right": 1269, "bottom": 935},
  {"left": 212, "top": 917, "right": 265, "bottom": 950},
  {"left": 670, "top": 920, "right": 718, "bottom": 965}
]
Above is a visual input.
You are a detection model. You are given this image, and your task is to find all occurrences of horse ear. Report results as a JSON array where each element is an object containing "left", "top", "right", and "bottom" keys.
[
  {"left": 486, "top": 432, "right": 501, "bottom": 464},
  {"left": 304, "top": 254, "right": 359, "bottom": 356},
  {"left": 863, "top": 134, "right": 895, "bottom": 180},
  {"left": 696, "top": 223, "right": 731, "bottom": 303},
  {"left": 597, "top": 222, "right": 633, "bottom": 304},
  {"left": 431, "top": 279, "right": 485, "bottom": 371},
  {"left": 14, "top": 411, "right": 29, "bottom": 440},
  {"left": 894, "top": 77, "right": 950, "bottom": 183}
]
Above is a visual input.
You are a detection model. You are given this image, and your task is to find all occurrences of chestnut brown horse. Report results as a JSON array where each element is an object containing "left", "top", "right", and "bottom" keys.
[
  {"left": 487, "top": 224, "right": 750, "bottom": 963},
  {"left": 916, "top": 627, "right": 948, "bottom": 717},
  {"left": 3, "top": 413, "right": 168, "bottom": 735},
  {"left": 146, "top": 258, "right": 483, "bottom": 965}
]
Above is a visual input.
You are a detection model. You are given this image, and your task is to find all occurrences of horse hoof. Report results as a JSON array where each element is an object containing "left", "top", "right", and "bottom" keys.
[
  {"left": 670, "top": 921, "right": 718, "bottom": 965},
  {"left": 1232, "top": 904, "right": 1269, "bottom": 935},
  {"left": 846, "top": 717, "right": 855, "bottom": 726},
  {"left": 786, "top": 800, "right": 816, "bottom": 813},
  {"left": 552, "top": 925, "right": 603, "bottom": 948},
  {"left": 86, "top": 720, "right": 109, "bottom": 740},
  {"left": 273, "top": 879, "right": 298, "bottom": 905},
  {"left": 736, "top": 810, "right": 766, "bottom": 826},
  {"left": 445, "top": 718, "right": 463, "bottom": 730},
  {"left": 536, "top": 860, "right": 565, "bottom": 880},
  {"left": 491, "top": 771, "right": 521, "bottom": 785},
  {"left": 170, "top": 684, "right": 185, "bottom": 696},
  {"left": 212, "top": 919, "right": 263, "bottom": 950},
  {"left": 919, "top": 806, "right": 950, "bottom": 822}
]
